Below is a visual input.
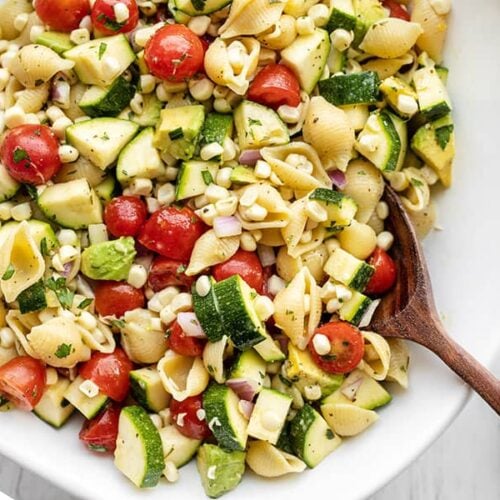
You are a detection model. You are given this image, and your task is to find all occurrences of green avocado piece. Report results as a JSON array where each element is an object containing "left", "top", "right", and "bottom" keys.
[
  {"left": 196, "top": 444, "right": 246, "bottom": 498},
  {"left": 81, "top": 237, "right": 136, "bottom": 281}
]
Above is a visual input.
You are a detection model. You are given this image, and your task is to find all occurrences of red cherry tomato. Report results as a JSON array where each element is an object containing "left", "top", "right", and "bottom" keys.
[
  {"left": 167, "top": 320, "right": 205, "bottom": 357},
  {"left": 148, "top": 257, "right": 194, "bottom": 292},
  {"left": 79, "top": 403, "right": 121, "bottom": 453},
  {"left": 0, "top": 357, "right": 46, "bottom": 411},
  {"left": 212, "top": 249, "right": 264, "bottom": 293},
  {"left": 80, "top": 348, "right": 133, "bottom": 402},
  {"left": 309, "top": 321, "right": 365, "bottom": 374},
  {"left": 365, "top": 248, "right": 397, "bottom": 296},
  {"left": 247, "top": 64, "right": 301, "bottom": 110},
  {"left": 145, "top": 24, "right": 205, "bottom": 82},
  {"left": 94, "top": 281, "right": 145, "bottom": 318},
  {"left": 381, "top": 0, "right": 411, "bottom": 21},
  {"left": 170, "top": 395, "right": 211, "bottom": 440},
  {"left": 104, "top": 196, "right": 147, "bottom": 238},
  {"left": 35, "top": 0, "right": 90, "bottom": 32},
  {"left": 138, "top": 206, "right": 206, "bottom": 262},
  {"left": 1, "top": 125, "right": 61, "bottom": 185},
  {"left": 91, "top": 0, "right": 139, "bottom": 35}
]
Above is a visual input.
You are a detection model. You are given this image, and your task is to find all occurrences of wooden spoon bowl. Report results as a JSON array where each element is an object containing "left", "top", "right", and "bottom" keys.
[{"left": 370, "top": 186, "right": 500, "bottom": 414}]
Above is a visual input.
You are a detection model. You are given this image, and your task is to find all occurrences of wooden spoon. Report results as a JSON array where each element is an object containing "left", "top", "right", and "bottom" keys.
[{"left": 370, "top": 186, "right": 500, "bottom": 414}]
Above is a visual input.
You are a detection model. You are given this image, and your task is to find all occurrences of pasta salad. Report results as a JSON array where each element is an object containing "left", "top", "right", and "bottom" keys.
[{"left": 0, "top": 0, "right": 454, "bottom": 496}]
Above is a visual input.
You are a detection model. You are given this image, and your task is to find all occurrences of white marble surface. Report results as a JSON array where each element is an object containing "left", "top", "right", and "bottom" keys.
[{"left": 0, "top": 358, "right": 498, "bottom": 500}]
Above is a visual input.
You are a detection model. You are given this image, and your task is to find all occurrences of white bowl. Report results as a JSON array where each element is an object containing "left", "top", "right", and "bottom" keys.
[{"left": 1, "top": 1, "right": 500, "bottom": 499}]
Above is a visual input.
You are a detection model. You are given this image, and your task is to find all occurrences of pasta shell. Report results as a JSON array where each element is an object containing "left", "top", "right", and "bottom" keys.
[
  {"left": 386, "top": 338, "right": 410, "bottom": 388},
  {"left": 284, "top": 0, "right": 320, "bottom": 17},
  {"left": 0, "top": 221, "right": 45, "bottom": 303},
  {"left": 280, "top": 198, "right": 308, "bottom": 254},
  {"left": 0, "top": 346, "right": 18, "bottom": 367},
  {"left": 6, "top": 310, "right": 39, "bottom": 357},
  {"left": 258, "top": 14, "right": 297, "bottom": 50},
  {"left": 65, "top": 82, "right": 88, "bottom": 121},
  {"left": 361, "top": 53, "right": 415, "bottom": 79},
  {"left": 13, "top": 11, "right": 43, "bottom": 47},
  {"left": 411, "top": 0, "right": 448, "bottom": 63},
  {"left": 276, "top": 247, "right": 303, "bottom": 282},
  {"left": 27, "top": 317, "right": 92, "bottom": 368},
  {"left": 321, "top": 403, "right": 378, "bottom": 437},
  {"left": 219, "top": 0, "right": 285, "bottom": 39},
  {"left": 204, "top": 37, "right": 260, "bottom": 95},
  {"left": 342, "top": 159, "right": 385, "bottom": 224},
  {"left": 360, "top": 331, "right": 391, "bottom": 381},
  {"left": 186, "top": 230, "right": 240, "bottom": 276},
  {"left": 287, "top": 226, "right": 326, "bottom": 259},
  {"left": 237, "top": 183, "right": 291, "bottom": 231},
  {"left": 273, "top": 267, "right": 322, "bottom": 349},
  {"left": 406, "top": 200, "right": 437, "bottom": 240},
  {"left": 261, "top": 140, "right": 332, "bottom": 189},
  {"left": 246, "top": 441, "right": 306, "bottom": 477},
  {"left": 258, "top": 228, "right": 286, "bottom": 247},
  {"left": 15, "top": 82, "right": 49, "bottom": 113},
  {"left": 303, "top": 96, "right": 355, "bottom": 171},
  {"left": 4, "top": 76, "right": 23, "bottom": 109},
  {"left": 0, "top": 0, "right": 33, "bottom": 40},
  {"left": 158, "top": 350, "right": 210, "bottom": 401},
  {"left": 202, "top": 335, "right": 228, "bottom": 384},
  {"left": 300, "top": 243, "right": 328, "bottom": 283},
  {"left": 7, "top": 44, "right": 74, "bottom": 88},
  {"left": 80, "top": 320, "right": 116, "bottom": 354},
  {"left": 359, "top": 18, "right": 423, "bottom": 59},
  {"left": 121, "top": 309, "right": 167, "bottom": 364}
]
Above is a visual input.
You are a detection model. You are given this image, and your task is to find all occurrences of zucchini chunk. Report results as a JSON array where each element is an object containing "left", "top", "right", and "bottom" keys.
[
  {"left": 159, "top": 425, "right": 201, "bottom": 468},
  {"left": 33, "top": 378, "right": 75, "bottom": 428},
  {"left": 318, "top": 71, "right": 380, "bottom": 106},
  {"left": 192, "top": 276, "right": 225, "bottom": 342},
  {"left": 339, "top": 290, "right": 373, "bottom": 326},
  {"left": 36, "top": 31, "right": 74, "bottom": 54},
  {"left": 130, "top": 367, "right": 171, "bottom": 413},
  {"left": 176, "top": 160, "right": 219, "bottom": 201},
  {"left": 413, "top": 66, "right": 452, "bottom": 121},
  {"left": 175, "top": 0, "right": 232, "bottom": 16},
  {"left": 0, "top": 163, "right": 20, "bottom": 202},
  {"left": 309, "top": 188, "right": 358, "bottom": 232},
  {"left": 324, "top": 248, "right": 374, "bottom": 291},
  {"left": 63, "top": 376, "right": 109, "bottom": 419}
]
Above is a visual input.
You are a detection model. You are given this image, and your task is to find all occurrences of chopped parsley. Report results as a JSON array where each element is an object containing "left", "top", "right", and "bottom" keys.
[
  {"left": 25, "top": 184, "right": 38, "bottom": 200},
  {"left": 55, "top": 343, "right": 73, "bottom": 359},
  {"left": 202, "top": 170, "right": 214, "bottom": 185},
  {"left": 97, "top": 13, "right": 125, "bottom": 32},
  {"left": 46, "top": 277, "right": 74, "bottom": 310},
  {"left": 168, "top": 127, "right": 184, "bottom": 140},
  {"left": 78, "top": 298, "right": 93, "bottom": 309},
  {"left": 410, "top": 178, "right": 424, "bottom": 188},
  {"left": 111, "top": 319, "right": 126, "bottom": 329},
  {"left": 88, "top": 444, "right": 109, "bottom": 453},
  {"left": 325, "top": 429, "right": 335, "bottom": 440},
  {"left": 101, "top": 132, "right": 110, "bottom": 141},
  {"left": 176, "top": 263, "right": 187, "bottom": 274},
  {"left": 248, "top": 118, "right": 262, "bottom": 127},
  {"left": 13, "top": 147, "right": 29, "bottom": 163},
  {"left": 1, "top": 264, "right": 15, "bottom": 281},
  {"left": 40, "top": 237, "right": 49, "bottom": 257},
  {"left": 435, "top": 125, "right": 453, "bottom": 150},
  {"left": 98, "top": 42, "right": 107, "bottom": 60}
]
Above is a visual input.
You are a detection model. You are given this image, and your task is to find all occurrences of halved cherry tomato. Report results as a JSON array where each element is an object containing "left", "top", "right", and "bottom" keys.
[
  {"left": 138, "top": 206, "right": 207, "bottom": 262},
  {"left": 1, "top": 125, "right": 61, "bottom": 185},
  {"left": 104, "top": 196, "right": 147, "bottom": 238},
  {"left": 148, "top": 257, "right": 194, "bottom": 292},
  {"left": 170, "top": 395, "right": 211, "bottom": 440},
  {"left": 94, "top": 281, "right": 145, "bottom": 318},
  {"left": 91, "top": 0, "right": 139, "bottom": 35},
  {"left": 167, "top": 320, "right": 205, "bottom": 357},
  {"left": 381, "top": 0, "right": 411, "bottom": 21},
  {"left": 80, "top": 348, "right": 133, "bottom": 402},
  {"left": 79, "top": 403, "right": 121, "bottom": 453},
  {"left": 145, "top": 24, "right": 205, "bottom": 82},
  {"left": 35, "top": 0, "right": 90, "bottom": 32},
  {"left": 309, "top": 321, "right": 365, "bottom": 374},
  {"left": 0, "top": 357, "right": 46, "bottom": 411},
  {"left": 247, "top": 64, "right": 301, "bottom": 110},
  {"left": 212, "top": 249, "right": 264, "bottom": 293},
  {"left": 365, "top": 248, "right": 397, "bottom": 295}
]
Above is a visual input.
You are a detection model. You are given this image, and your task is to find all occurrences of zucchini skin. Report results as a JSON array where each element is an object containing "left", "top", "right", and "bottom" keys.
[
  {"left": 192, "top": 278, "right": 225, "bottom": 342},
  {"left": 378, "top": 110, "right": 401, "bottom": 172},
  {"left": 318, "top": 72, "right": 380, "bottom": 106}
]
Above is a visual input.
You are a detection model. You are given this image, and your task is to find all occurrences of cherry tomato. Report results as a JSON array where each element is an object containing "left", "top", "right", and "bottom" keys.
[
  {"left": 212, "top": 249, "right": 264, "bottom": 293},
  {"left": 145, "top": 24, "right": 205, "bottom": 82},
  {"left": 309, "top": 321, "right": 365, "bottom": 374},
  {"left": 0, "top": 357, "right": 46, "bottom": 411},
  {"left": 167, "top": 320, "right": 205, "bottom": 357},
  {"left": 247, "top": 64, "right": 301, "bottom": 110},
  {"left": 148, "top": 257, "right": 194, "bottom": 292},
  {"left": 381, "top": 0, "right": 411, "bottom": 21},
  {"left": 138, "top": 206, "right": 206, "bottom": 262},
  {"left": 91, "top": 0, "right": 139, "bottom": 36},
  {"left": 1, "top": 125, "right": 61, "bottom": 185},
  {"left": 170, "top": 395, "right": 211, "bottom": 440},
  {"left": 35, "top": 0, "right": 90, "bottom": 32},
  {"left": 94, "top": 281, "right": 145, "bottom": 318},
  {"left": 364, "top": 248, "right": 397, "bottom": 296},
  {"left": 79, "top": 403, "right": 121, "bottom": 453},
  {"left": 80, "top": 348, "right": 133, "bottom": 402},
  {"left": 104, "top": 196, "right": 147, "bottom": 238}
]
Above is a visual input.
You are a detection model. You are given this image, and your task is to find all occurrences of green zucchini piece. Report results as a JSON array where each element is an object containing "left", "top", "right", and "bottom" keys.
[
  {"left": 63, "top": 376, "right": 109, "bottom": 419},
  {"left": 18, "top": 280, "right": 47, "bottom": 314},
  {"left": 159, "top": 425, "right": 201, "bottom": 467},
  {"left": 114, "top": 405, "right": 165, "bottom": 488},
  {"left": 229, "top": 166, "right": 258, "bottom": 184},
  {"left": 229, "top": 349, "right": 267, "bottom": 391},
  {"left": 192, "top": 277, "right": 225, "bottom": 342},
  {"left": 413, "top": 66, "right": 452, "bottom": 121},
  {"left": 175, "top": 0, "right": 232, "bottom": 16},
  {"left": 309, "top": 188, "right": 358, "bottom": 232},
  {"left": 176, "top": 160, "right": 219, "bottom": 200},
  {"left": 33, "top": 378, "right": 75, "bottom": 428},
  {"left": 324, "top": 248, "right": 374, "bottom": 291},
  {"left": 123, "top": 94, "right": 162, "bottom": 127},
  {"left": 318, "top": 71, "right": 380, "bottom": 106},
  {"left": 200, "top": 113, "right": 234, "bottom": 151},
  {"left": 339, "top": 290, "right": 372, "bottom": 326},
  {"left": 0, "top": 163, "right": 20, "bottom": 202},
  {"left": 130, "top": 366, "right": 171, "bottom": 413},
  {"left": 36, "top": 31, "right": 74, "bottom": 54},
  {"left": 94, "top": 176, "right": 116, "bottom": 203}
]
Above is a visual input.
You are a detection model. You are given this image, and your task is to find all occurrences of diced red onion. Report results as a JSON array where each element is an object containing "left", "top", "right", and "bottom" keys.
[
  {"left": 328, "top": 170, "right": 347, "bottom": 190},
  {"left": 275, "top": 334, "right": 289, "bottom": 354},
  {"left": 238, "top": 400, "right": 255, "bottom": 420},
  {"left": 341, "top": 376, "right": 364, "bottom": 401},
  {"left": 213, "top": 216, "right": 242, "bottom": 238},
  {"left": 60, "top": 262, "right": 74, "bottom": 278},
  {"left": 51, "top": 79, "right": 70, "bottom": 108},
  {"left": 358, "top": 299, "right": 381, "bottom": 329},
  {"left": 239, "top": 149, "right": 262, "bottom": 166},
  {"left": 226, "top": 378, "right": 260, "bottom": 401},
  {"left": 257, "top": 245, "right": 276, "bottom": 267},
  {"left": 177, "top": 312, "right": 207, "bottom": 338}
]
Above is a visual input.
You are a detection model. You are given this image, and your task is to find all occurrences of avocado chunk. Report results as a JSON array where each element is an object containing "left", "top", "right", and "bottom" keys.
[
  {"left": 154, "top": 105, "right": 205, "bottom": 160},
  {"left": 81, "top": 237, "right": 136, "bottom": 281},
  {"left": 286, "top": 343, "right": 344, "bottom": 397},
  {"left": 196, "top": 444, "right": 246, "bottom": 498}
]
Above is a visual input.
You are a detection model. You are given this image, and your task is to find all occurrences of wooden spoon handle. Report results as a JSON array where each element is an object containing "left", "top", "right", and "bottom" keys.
[{"left": 422, "top": 326, "right": 500, "bottom": 414}]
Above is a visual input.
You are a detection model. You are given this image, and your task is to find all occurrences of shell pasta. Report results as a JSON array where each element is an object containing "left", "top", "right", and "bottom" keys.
[{"left": 0, "top": 0, "right": 456, "bottom": 496}]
